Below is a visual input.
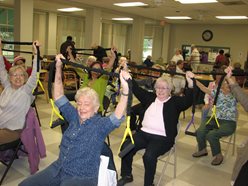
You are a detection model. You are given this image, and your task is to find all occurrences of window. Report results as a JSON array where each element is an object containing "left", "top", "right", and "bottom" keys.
[
  {"left": 143, "top": 38, "right": 153, "bottom": 61},
  {"left": 0, "top": 8, "right": 14, "bottom": 60}
]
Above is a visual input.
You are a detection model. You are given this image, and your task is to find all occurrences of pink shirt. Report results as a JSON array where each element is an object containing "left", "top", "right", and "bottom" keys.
[{"left": 141, "top": 97, "right": 171, "bottom": 137}]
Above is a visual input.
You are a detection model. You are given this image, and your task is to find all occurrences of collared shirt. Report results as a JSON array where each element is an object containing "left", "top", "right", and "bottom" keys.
[{"left": 53, "top": 95, "right": 124, "bottom": 179}]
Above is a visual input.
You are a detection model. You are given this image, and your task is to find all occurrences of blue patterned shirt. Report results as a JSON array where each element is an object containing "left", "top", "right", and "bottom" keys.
[
  {"left": 209, "top": 89, "right": 237, "bottom": 121},
  {"left": 52, "top": 95, "right": 124, "bottom": 180}
]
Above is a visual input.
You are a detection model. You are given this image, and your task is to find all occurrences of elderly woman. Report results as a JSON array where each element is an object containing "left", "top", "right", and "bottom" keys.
[
  {"left": 118, "top": 71, "right": 194, "bottom": 186},
  {"left": 225, "top": 66, "right": 248, "bottom": 186},
  {"left": 192, "top": 69, "right": 238, "bottom": 166},
  {"left": 13, "top": 55, "right": 32, "bottom": 76},
  {"left": 0, "top": 39, "right": 38, "bottom": 144},
  {"left": 19, "top": 54, "right": 130, "bottom": 186}
]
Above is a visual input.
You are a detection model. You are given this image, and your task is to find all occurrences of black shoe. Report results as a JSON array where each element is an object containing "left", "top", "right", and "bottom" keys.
[
  {"left": 51, "top": 118, "right": 65, "bottom": 128},
  {"left": 117, "top": 175, "right": 133, "bottom": 186}
]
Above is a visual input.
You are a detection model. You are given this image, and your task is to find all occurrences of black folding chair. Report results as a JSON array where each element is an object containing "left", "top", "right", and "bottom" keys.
[{"left": 0, "top": 139, "right": 25, "bottom": 185}]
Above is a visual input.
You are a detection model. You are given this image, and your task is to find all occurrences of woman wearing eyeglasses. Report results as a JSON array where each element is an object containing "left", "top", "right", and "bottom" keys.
[
  {"left": 118, "top": 70, "right": 195, "bottom": 186},
  {"left": 0, "top": 38, "right": 39, "bottom": 144}
]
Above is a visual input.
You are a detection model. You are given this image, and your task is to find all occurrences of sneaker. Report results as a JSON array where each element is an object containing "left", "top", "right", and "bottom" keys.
[
  {"left": 192, "top": 149, "right": 208, "bottom": 158},
  {"left": 117, "top": 175, "right": 133, "bottom": 186},
  {"left": 51, "top": 118, "right": 65, "bottom": 128},
  {"left": 211, "top": 154, "right": 223, "bottom": 166}
]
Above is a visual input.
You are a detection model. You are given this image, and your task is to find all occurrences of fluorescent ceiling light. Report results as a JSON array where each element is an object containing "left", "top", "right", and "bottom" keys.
[
  {"left": 216, "top": 16, "right": 248, "bottom": 19},
  {"left": 112, "top": 18, "right": 133, "bottom": 21},
  {"left": 114, "top": 2, "right": 148, "bottom": 7},
  {"left": 57, "top": 7, "right": 83, "bottom": 12},
  {"left": 165, "top": 16, "right": 192, "bottom": 19},
  {"left": 175, "top": 0, "right": 217, "bottom": 4}
]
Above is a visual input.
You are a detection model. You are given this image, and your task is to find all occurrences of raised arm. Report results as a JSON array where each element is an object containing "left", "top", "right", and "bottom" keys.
[
  {"left": 104, "top": 47, "right": 117, "bottom": 70},
  {"left": 225, "top": 66, "right": 248, "bottom": 111},
  {"left": 54, "top": 54, "right": 65, "bottom": 101},
  {"left": 19, "top": 40, "right": 42, "bottom": 95},
  {"left": 67, "top": 46, "right": 76, "bottom": 62},
  {"left": 114, "top": 70, "right": 130, "bottom": 119},
  {"left": 196, "top": 80, "right": 211, "bottom": 95},
  {"left": 0, "top": 38, "right": 11, "bottom": 87}
]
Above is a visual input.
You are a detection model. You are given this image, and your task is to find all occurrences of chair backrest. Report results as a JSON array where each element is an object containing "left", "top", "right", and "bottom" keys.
[{"left": 63, "top": 70, "right": 78, "bottom": 90}]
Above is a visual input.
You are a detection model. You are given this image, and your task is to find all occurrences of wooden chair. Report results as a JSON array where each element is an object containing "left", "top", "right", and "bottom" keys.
[{"left": 63, "top": 70, "right": 78, "bottom": 91}]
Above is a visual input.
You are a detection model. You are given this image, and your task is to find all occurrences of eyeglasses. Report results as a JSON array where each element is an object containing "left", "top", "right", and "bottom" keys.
[
  {"left": 155, "top": 87, "right": 170, "bottom": 91},
  {"left": 10, "top": 73, "right": 25, "bottom": 77}
]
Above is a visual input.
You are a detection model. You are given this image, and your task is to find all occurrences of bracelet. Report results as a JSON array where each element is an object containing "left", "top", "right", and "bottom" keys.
[{"left": 121, "top": 92, "right": 129, "bottom": 96}]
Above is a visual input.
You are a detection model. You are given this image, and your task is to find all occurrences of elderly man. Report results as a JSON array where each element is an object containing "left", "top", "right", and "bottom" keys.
[{"left": 190, "top": 44, "right": 200, "bottom": 72}]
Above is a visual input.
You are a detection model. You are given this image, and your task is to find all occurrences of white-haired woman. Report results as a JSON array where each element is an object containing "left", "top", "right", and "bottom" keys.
[
  {"left": 19, "top": 54, "right": 130, "bottom": 186},
  {"left": 0, "top": 38, "right": 39, "bottom": 144},
  {"left": 118, "top": 71, "right": 194, "bottom": 186}
]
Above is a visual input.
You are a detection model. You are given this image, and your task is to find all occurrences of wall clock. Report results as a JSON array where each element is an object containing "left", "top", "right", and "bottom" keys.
[{"left": 202, "top": 30, "right": 213, "bottom": 41}]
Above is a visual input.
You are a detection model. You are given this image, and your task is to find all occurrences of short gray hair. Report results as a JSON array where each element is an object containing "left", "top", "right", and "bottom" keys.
[
  {"left": 9, "top": 65, "right": 28, "bottom": 82},
  {"left": 155, "top": 76, "right": 173, "bottom": 92},
  {"left": 75, "top": 87, "right": 100, "bottom": 110}
]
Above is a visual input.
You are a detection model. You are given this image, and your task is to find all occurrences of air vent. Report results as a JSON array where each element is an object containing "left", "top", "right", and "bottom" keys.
[{"left": 219, "top": 0, "right": 246, "bottom": 5}]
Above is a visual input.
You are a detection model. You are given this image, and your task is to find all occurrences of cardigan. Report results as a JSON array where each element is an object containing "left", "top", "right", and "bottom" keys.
[
  {"left": 21, "top": 107, "right": 46, "bottom": 174},
  {"left": 132, "top": 79, "right": 194, "bottom": 143}
]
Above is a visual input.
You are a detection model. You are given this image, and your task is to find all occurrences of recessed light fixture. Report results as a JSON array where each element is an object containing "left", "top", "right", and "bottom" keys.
[
  {"left": 165, "top": 16, "right": 192, "bottom": 19},
  {"left": 175, "top": 0, "right": 217, "bottom": 4},
  {"left": 112, "top": 18, "right": 133, "bottom": 21},
  {"left": 216, "top": 16, "right": 248, "bottom": 19},
  {"left": 113, "top": 2, "right": 148, "bottom": 7},
  {"left": 57, "top": 7, "right": 83, "bottom": 12}
]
